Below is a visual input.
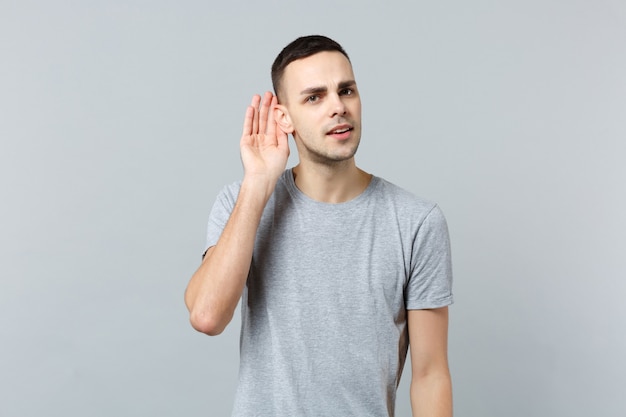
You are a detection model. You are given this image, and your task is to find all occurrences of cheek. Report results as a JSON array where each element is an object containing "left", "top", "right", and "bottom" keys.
[{"left": 292, "top": 112, "right": 320, "bottom": 132}]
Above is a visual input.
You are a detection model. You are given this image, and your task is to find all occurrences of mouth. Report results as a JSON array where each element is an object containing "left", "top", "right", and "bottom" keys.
[{"left": 327, "top": 124, "right": 353, "bottom": 138}]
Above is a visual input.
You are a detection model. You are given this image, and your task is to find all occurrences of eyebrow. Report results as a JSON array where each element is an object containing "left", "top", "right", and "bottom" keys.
[{"left": 299, "top": 80, "right": 356, "bottom": 96}]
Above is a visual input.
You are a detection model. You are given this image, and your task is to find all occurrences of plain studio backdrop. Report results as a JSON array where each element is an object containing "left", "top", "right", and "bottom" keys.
[{"left": 1, "top": 1, "right": 624, "bottom": 416}]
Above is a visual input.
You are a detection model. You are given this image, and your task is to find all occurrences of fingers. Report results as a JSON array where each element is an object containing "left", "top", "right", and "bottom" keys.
[
  {"left": 250, "top": 94, "right": 261, "bottom": 135},
  {"left": 266, "top": 94, "right": 278, "bottom": 137},
  {"left": 242, "top": 92, "right": 277, "bottom": 139},
  {"left": 242, "top": 95, "right": 260, "bottom": 136},
  {"left": 242, "top": 106, "right": 253, "bottom": 137},
  {"left": 258, "top": 91, "right": 273, "bottom": 134}
]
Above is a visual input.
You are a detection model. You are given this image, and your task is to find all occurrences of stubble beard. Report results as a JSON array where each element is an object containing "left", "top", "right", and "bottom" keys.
[
  {"left": 301, "top": 141, "right": 360, "bottom": 166},
  {"left": 295, "top": 123, "right": 362, "bottom": 167}
]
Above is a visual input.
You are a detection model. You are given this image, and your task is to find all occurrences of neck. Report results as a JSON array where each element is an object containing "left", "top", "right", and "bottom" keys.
[{"left": 292, "top": 159, "right": 372, "bottom": 203}]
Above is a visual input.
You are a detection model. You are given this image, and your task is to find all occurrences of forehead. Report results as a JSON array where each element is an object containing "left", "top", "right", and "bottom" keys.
[{"left": 282, "top": 51, "right": 355, "bottom": 94}]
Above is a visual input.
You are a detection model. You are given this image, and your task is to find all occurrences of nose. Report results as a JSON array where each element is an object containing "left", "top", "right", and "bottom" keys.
[{"left": 329, "top": 93, "right": 347, "bottom": 117}]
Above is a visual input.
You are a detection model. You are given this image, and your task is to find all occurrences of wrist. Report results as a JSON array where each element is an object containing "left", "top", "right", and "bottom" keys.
[{"left": 240, "top": 175, "right": 278, "bottom": 205}]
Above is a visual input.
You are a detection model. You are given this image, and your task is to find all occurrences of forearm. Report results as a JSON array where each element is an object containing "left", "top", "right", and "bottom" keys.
[
  {"left": 185, "top": 179, "right": 272, "bottom": 335},
  {"left": 185, "top": 91, "right": 288, "bottom": 335},
  {"left": 410, "top": 370, "right": 453, "bottom": 417}
]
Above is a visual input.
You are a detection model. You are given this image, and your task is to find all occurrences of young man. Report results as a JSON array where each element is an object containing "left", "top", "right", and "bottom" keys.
[{"left": 185, "top": 35, "right": 454, "bottom": 417}]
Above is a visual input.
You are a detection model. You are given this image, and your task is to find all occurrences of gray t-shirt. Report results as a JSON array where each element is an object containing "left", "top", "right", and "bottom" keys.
[{"left": 205, "top": 169, "right": 453, "bottom": 417}]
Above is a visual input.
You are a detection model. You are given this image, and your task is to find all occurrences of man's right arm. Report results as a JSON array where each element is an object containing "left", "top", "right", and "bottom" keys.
[{"left": 184, "top": 92, "right": 289, "bottom": 335}]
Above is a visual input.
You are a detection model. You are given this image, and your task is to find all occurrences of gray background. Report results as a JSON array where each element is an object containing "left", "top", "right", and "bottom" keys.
[{"left": 1, "top": 1, "right": 625, "bottom": 416}]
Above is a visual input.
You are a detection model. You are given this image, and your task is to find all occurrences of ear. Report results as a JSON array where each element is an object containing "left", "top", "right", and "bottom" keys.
[{"left": 273, "top": 104, "right": 294, "bottom": 134}]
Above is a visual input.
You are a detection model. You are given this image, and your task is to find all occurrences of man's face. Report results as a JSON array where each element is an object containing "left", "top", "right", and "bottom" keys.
[{"left": 279, "top": 51, "right": 362, "bottom": 165}]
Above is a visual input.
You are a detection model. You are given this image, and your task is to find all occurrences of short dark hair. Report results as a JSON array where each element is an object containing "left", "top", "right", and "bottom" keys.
[{"left": 271, "top": 35, "right": 350, "bottom": 101}]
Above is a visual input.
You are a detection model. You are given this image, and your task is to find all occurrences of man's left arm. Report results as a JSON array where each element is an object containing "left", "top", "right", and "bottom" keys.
[{"left": 408, "top": 306, "right": 452, "bottom": 417}]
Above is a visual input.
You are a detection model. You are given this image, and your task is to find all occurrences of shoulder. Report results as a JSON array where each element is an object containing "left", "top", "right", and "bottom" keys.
[
  {"left": 371, "top": 177, "right": 442, "bottom": 221},
  {"left": 215, "top": 169, "right": 293, "bottom": 205},
  {"left": 212, "top": 180, "right": 241, "bottom": 209}
]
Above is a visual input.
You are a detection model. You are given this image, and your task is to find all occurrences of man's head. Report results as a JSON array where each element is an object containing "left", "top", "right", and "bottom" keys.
[
  {"left": 271, "top": 35, "right": 350, "bottom": 103},
  {"left": 271, "top": 36, "right": 361, "bottom": 165}
]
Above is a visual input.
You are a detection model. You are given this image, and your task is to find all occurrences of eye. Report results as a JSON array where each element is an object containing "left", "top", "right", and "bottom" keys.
[
  {"left": 339, "top": 88, "right": 354, "bottom": 96},
  {"left": 306, "top": 95, "right": 320, "bottom": 103}
]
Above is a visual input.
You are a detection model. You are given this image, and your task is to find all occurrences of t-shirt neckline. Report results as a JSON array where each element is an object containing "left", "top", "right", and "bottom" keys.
[{"left": 283, "top": 168, "right": 380, "bottom": 209}]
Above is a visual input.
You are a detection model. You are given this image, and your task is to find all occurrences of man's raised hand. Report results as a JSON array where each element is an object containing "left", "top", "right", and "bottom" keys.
[{"left": 240, "top": 92, "right": 290, "bottom": 192}]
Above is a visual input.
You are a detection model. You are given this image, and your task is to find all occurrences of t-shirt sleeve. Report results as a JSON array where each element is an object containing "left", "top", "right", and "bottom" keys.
[
  {"left": 405, "top": 204, "right": 454, "bottom": 310},
  {"left": 203, "top": 182, "right": 240, "bottom": 255}
]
